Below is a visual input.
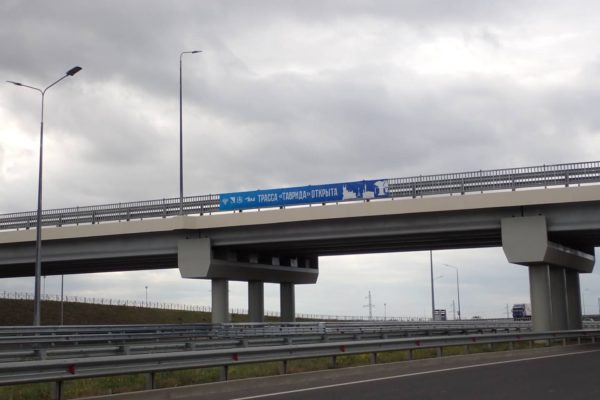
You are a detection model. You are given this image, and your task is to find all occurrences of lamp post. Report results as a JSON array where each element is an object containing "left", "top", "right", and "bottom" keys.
[
  {"left": 442, "top": 263, "right": 462, "bottom": 320},
  {"left": 145, "top": 285, "right": 148, "bottom": 307},
  {"left": 430, "top": 250, "right": 435, "bottom": 320},
  {"left": 179, "top": 50, "right": 201, "bottom": 215},
  {"left": 7, "top": 66, "right": 82, "bottom": 326},
  {"left": 60, "top": 275, "right": 64, "bottom": 325}
]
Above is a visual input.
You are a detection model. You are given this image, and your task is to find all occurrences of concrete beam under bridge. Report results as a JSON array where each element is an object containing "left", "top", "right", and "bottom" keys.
[
  {"left": 177, "top": 238, "right": 318, "bottom": 284},
  {"left": 502, "top": 216, "right": 594, "bottom": 331}
]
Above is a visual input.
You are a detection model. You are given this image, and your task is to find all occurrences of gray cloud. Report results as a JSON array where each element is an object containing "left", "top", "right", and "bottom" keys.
[{"left": 2, "top": 0, "right": 600, "bottom": 317}]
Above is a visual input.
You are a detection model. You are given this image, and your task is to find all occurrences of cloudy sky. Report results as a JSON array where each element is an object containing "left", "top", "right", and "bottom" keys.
[{"left": 1, "top": 1, "right": 600, "bottom": 320}]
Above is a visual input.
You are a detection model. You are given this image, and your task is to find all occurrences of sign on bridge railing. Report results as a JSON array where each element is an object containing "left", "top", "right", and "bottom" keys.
[{"left": 219, "top": 179, "right": 390, "bottom": 211}]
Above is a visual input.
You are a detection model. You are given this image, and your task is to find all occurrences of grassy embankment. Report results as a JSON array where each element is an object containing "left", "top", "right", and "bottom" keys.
[{"left": 0, "top": 298, "right": 259, "bottom": 325}]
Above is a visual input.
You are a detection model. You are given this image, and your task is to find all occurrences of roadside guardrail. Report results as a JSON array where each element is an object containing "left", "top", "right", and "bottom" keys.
[
  {"left": 0, "top": 320, "right": 531, "bottom": 361},
  {"left": 0, "top": 329, "right": 598, "bottom": 400}
]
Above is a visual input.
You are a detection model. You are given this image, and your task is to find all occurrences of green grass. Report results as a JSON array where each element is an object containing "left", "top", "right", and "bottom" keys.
[{"left": 0, "top": 299, "right": 213, "bottom": 325}]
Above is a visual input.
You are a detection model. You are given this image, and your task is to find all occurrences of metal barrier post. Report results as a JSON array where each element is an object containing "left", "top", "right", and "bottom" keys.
[
  {"left": 280, "top": 360, "right": 289, "bottom": 375},
  {"left": 370, "top": 352, "right": 378, "bottom": 364},
  {"left": 51, "top": 380, "right": 63, "bottom": 400},
  {"left": 219, "top": 365, "right": 229, "bottom": 381},
  {"left": 144, "top": 372, "right": 156, "bottom": 390}
]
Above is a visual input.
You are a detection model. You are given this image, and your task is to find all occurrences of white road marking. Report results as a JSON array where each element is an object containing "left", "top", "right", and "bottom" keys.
[{"left": 228, "top": 348, "right": 600, "bottom": 399}]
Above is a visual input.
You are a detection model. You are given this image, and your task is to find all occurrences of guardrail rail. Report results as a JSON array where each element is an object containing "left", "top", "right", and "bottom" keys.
[{"left": 0, "top": 328, "right": 598, "bottom": 400}]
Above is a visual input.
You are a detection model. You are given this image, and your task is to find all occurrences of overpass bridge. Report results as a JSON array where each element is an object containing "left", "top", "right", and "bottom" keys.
[{"left": 1, "top": 161, "right": 600, "bottom": 330}]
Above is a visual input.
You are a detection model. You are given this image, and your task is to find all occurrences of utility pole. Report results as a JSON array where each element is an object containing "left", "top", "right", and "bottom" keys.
[{"left": 363, "top": 291, "right": 375, "bottom": 320}]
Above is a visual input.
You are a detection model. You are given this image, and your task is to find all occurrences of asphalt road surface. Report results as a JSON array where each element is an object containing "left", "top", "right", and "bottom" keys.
[{"left": 86, "top": 344, "right": 600, "bottom": 400}]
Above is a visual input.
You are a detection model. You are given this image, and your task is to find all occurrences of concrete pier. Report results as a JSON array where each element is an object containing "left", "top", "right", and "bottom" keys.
[
  {"left": 248, "top": 281, "right": 265, "bottom": 322},
  {"left": 502, "top": 216, "right": 595, "bottom": 331},
  {"left": 211, "top": 279, "right": 230, "bottom": 323},
  {"left": 280, "top": 283, "right": 295, "bottom": 322}
]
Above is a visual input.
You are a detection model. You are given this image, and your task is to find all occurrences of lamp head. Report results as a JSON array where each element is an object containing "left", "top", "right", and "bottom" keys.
[
  {"left": 7, "top": 80, "right": 23, "bottom": 86},
  {"left": 191, "top": 50, "right": 202, "bottom": 54},
  {"left": 66, "top": 66, "right": 82, "bottom": 76}
]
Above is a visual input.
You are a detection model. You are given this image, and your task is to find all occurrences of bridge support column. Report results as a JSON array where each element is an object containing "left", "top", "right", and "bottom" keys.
[
  {"left": 502, "top": 216, "right": 594, "bottom": 332},
  {"left": 212, "top": 279, "right": 230, "bottom": 323},
  {"left": 529, "top": 264, "right": 569, "bottom": 331},
  {"left": 248, "top": 281, "right": 265, "bottom": 322},
  {"left": 280, "top": 283, "right": 295, "bottom": 322},
  {"left": 566, "top": 269, "right": 582, "bottom": 330}
]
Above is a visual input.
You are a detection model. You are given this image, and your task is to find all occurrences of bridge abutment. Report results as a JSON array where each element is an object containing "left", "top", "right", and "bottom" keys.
[{"left": 502, "top": 216, "right": 594, "bottom": 332}]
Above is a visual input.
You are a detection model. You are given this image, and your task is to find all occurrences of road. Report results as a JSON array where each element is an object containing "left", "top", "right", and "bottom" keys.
[{"left": 85, "top": 344, "right": 600, "bottom": 400}]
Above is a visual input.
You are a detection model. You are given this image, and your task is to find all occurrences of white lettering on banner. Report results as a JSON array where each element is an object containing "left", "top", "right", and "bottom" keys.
[
  {"left": 282, "top": 191, "right": 308, "bottom": 201},
  {"left": 258, "top": 193, "right": 278, "bottom": 203},
  {"left": 311, "top": 188, "right": 338, "bottom": 198}
]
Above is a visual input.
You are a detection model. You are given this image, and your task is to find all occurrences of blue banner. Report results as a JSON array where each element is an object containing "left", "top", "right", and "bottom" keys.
[{"left": 219, "top": 179, "right": 389, "bottom": 211}]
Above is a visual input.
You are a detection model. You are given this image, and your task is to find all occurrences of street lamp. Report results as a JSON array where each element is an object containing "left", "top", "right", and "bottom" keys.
[
  {"left": 179, "top": 50, "right": 201, "bottom": 214},
  {"left": 442, "top": 263, "right": 462, "bottom": 320},
  {"left": 7, "top": 66, "right": 82, "bottom": 326},
  {"left": 430, "top": 250, "right": 435, "bottom": 320},
  {"left": 60, "top": 275, "right": 64, "bottom": 325},
  {"left": 145, "top": 285, "right": 149, "bottom": 307}
]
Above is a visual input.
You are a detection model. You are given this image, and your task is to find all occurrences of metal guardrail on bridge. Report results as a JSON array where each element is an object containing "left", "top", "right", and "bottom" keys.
[{"left": 1, "top": 161, "right": 600, "bottom": 231}]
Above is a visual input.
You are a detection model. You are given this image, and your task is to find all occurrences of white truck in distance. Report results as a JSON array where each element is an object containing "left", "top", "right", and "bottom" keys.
[{"left": 511, "top": 303, "right": 532, "bottom": 320}]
